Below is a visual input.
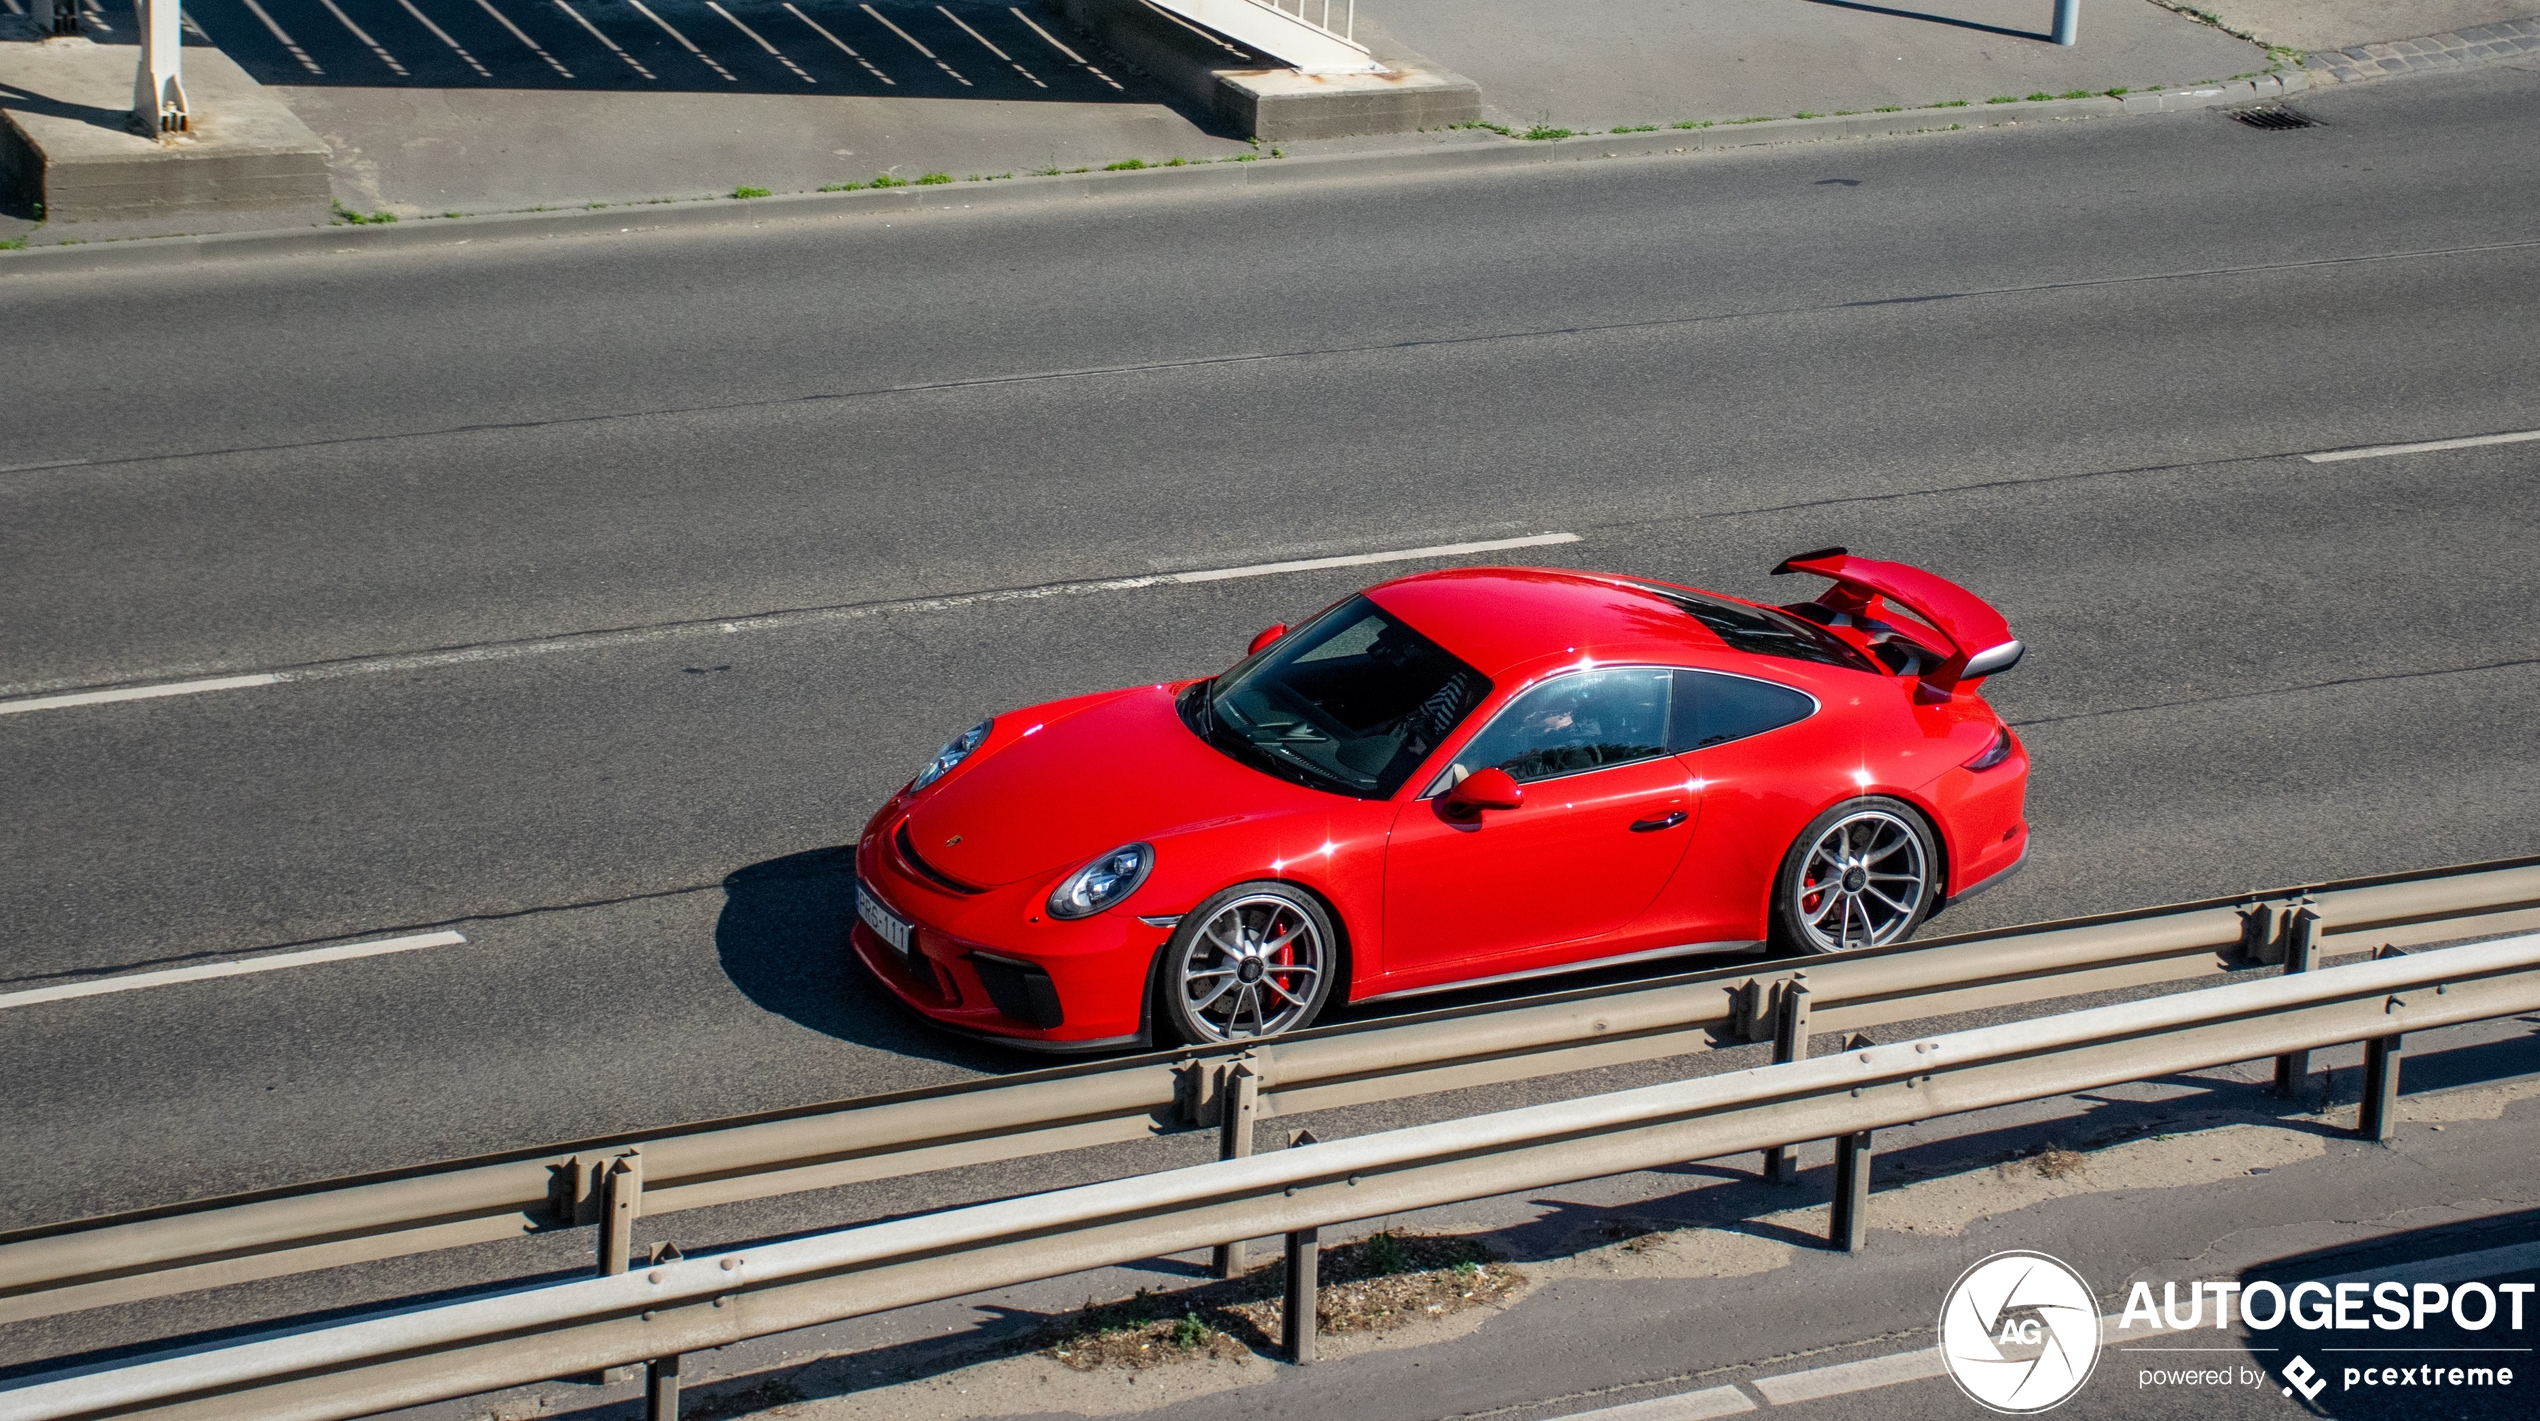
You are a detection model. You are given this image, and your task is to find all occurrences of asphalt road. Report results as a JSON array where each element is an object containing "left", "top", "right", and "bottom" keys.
[{"left": 1, "top": 58, "right": 2537, "bottom": 1407}]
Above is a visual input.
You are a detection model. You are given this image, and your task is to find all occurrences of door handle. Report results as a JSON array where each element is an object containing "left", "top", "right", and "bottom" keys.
[{"left": 1630, "top": 811, "right": 1689, "bottom": 832}]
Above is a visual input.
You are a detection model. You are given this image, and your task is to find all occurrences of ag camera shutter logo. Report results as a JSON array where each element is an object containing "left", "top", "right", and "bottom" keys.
[{"left": 1940, "top": 1251, "right": 2102, "bottom": 1412}]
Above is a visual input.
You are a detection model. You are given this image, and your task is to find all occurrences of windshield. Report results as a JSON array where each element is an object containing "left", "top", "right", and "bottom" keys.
[{"left": 1199, "top": 597, "right": 1487, "bottom": 798}]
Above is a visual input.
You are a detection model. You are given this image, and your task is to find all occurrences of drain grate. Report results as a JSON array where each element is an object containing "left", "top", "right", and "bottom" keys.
[{"left": 2232, "top": 104, "right": 2320, "bottom": 130}]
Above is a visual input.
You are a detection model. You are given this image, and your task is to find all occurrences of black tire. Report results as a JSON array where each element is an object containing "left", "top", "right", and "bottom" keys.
[
  {"left": 1768, "top": 797, "right": 1940, "bottom": 955},
  {"left": 1156, "top": 880, "right": 1340, "bottom": 1045}
]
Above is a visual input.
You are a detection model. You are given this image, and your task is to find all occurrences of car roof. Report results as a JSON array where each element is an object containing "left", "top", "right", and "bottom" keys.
[{"left": 1363, "top": 566, "right": 1747, "bottom": 680}]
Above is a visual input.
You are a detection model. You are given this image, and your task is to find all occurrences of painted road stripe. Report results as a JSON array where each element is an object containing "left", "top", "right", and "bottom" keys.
[
  {"left": 1751, "top": 1347, "right": 1947, "bottom": 1404},
  {"left": 1169, "top": 532, "right": 1582, "bottom": 583},
  {"left": 0, "top": 932, "right": 467, "bottom": 1010},
  {"left": 1568, "top": 1385, "right": 1757, "bottom": 1419},
  {"left": 2303, "top": 429, "right": 2540, "bottom": 462},
  {"left": 0, "top": 673, "right": 279, "bottom": 715},
  {"left": 0, "top": 533, "right": 1579, "bottom": 714}
]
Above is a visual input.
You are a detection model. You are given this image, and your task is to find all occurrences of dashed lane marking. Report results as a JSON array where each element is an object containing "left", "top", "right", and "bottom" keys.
[
  {"left": 0, "top": 533, "right": 1580, "bottom": 714},
  {"left": 0, "top": 932, "right": 467, "bottom": 1009}
]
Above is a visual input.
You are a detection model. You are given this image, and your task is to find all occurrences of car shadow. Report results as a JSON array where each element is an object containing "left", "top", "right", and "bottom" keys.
[{"left": 714, "top": 845, "right": 1020, "bottom": 1073}]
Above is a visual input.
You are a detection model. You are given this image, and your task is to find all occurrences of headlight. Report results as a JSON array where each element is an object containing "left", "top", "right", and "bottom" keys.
[
  {"left": 1048, "top": 843, "right": 1154, "bottom": 919},
  {"left": 911, "top": 719, "right": 993, "bottom": 792}
]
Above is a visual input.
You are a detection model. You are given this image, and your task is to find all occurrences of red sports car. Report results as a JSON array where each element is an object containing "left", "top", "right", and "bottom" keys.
[{"left": 853, "top": 549, "right": 2029, "bottom": 1049}]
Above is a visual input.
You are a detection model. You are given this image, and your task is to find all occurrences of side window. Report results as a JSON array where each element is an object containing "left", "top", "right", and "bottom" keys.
[
  {"left": 1670, "top": 669, "right": 1816, "bottom": 750},
  {"left": 1436, "top": 668, "right": 1673, "bottom": 789}
]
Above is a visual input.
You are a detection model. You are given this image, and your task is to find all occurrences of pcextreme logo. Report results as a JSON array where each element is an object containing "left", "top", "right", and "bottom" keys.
[{"left": 1939, "top": 1251, "right": 2101, "bottom": 1413}]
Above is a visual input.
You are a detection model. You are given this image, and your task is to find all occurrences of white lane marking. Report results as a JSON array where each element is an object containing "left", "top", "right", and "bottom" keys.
[
  {"left": 1009, "top": 6, "right": 1119, "bottom": 87},
  {"left": 314, "top": 0, "right": 410, "bottom": 74},
  {"left": 787, "top": 2, "right": 892, "bottom": 83},
  {"left": 2303, "top": 429, "right": 2540, "bottom": 462},
  {"left": 1749, "top": 1347, "right": 1946, "bottom": 1404},
  {"left": 937, "top": 5, "right": 1042, "bottom": 87},
  {"left": 0, "top": 673, "right": 279, "bottom": 715},
  {"left": 625, "top": 0, "right": 738, "bottom": 81},
  {"left": 861, "top": 1, "right": 968, "bottom": 84},
  {"left": 234, "top": 0, "right": 325, "bottom": 74},
  {"left": 1168, "top": 531, "right": 1581, "bottom": 583},
  {"left": 0, "top": 533, "right": 1578, "bottom": 713},
  {"left": 707, "top": 0, "right": 816, "bottom": 82},
  {"left": 471, "top": 0, "right": 578, "bottom": 79},
  {"left": 391, "top": 0, "right": 495, "bottom": 77},
  {"left": 0, "top": 932, "right": 467, "bottom": 1010},
  {"left": 1567, "top": 1385, "right": 1757, "bottom": 1419},
  {"left": 551, "top": 0, "right": 657, "bottom": 79}
]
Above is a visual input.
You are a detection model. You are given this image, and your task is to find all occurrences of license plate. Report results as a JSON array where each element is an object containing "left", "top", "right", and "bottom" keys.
[{"left": 857, "top": 885, "right": 913, "bottom": 955}]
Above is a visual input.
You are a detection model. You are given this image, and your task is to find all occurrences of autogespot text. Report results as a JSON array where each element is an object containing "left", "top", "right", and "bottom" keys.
[{"left": 2118, "top": 1276, "right": 2530, "bottom": 1397}]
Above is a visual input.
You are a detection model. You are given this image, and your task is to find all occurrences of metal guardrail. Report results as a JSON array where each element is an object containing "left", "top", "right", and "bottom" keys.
[
  {"left": 10, "top": 929, "right": 2538, "bottom": 1421},
  {"left": 3, "top": 856, "right": 2534, "bottom": 1328}
]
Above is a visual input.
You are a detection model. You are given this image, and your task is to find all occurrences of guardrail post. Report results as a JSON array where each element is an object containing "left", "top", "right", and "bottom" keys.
[
  {"left": 2271, "top": 907, "right": 2321, "bottom": 1097},
  {"left": 600, "top": 1151, "right": 642, "bottom": 1275},
  {"left": 1764, "top": 976, "right": 1811, "bottom": 1185},
  {"left": 645, "top": 1351, "right": 680, "bottom": 1420},
  {"left": 1212, "top": 1059, "right": 1259, "bottom": 1279},
  {"left": 1283, "top": 1224, "right": 1319, "bottom": 1365},
  {"left": 2358, "top": 946, "right": 2408, "bottom": 1141},
  {"left": 1830, "top": 1130, "right": 1873, "bottom": 1251}
]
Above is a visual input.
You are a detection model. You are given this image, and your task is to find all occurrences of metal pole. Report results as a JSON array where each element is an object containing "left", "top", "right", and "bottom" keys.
[
  {"left": 1830, "top": 1130, "right": 1872, "bottom": 1251},
  {"left": 1212, "top": 1060, "right": 1259, "bottom": 1279},
  {"left": 2358, "top": 946, "right": 2407, "bottom": 1141},
  {"left": 600, "top": 1153, "right": 641, "bottom": 1276},
  {"left": 2271, "top": 909, "right": 2320, "bottom": 1097},
  {"left": 1282, "top": 1226, "right": 1318, "bottom": 1364},
  {"left": 1765, "top": 976, "right": 1811, "bottom": 1184},
  {"left": 131, "top": 0, "right": 190, "bottom": 133},
  {"left": 2051, "top": 0, "right": 2077, "bottom": 45}
]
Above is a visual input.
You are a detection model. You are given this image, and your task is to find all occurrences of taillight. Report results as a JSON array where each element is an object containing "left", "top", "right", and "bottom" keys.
[{"left": 1965, "top": 726, "right": 2016, "bottom": 771}]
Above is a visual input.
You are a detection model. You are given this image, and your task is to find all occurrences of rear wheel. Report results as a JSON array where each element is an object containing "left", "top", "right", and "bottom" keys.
[
  {"left": 1158, "top": 881, "right": 1337, "bottom": 1044},
  {"left": 1770, "top": 798, "right": 1938, "bottom": 954}
]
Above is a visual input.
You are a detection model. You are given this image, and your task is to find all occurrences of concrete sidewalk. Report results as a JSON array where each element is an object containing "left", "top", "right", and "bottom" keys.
[{"left": 3, "top": 0, "right": 2533, "bottom": 242}]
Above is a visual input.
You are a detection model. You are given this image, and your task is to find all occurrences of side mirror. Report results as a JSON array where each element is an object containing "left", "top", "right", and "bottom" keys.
[
  {"left": 1247, "top": 623, "right": 1288, "bottom": 655},
  {"left": 1443, "top": 767, "right": 1524, "bottom": 816}
]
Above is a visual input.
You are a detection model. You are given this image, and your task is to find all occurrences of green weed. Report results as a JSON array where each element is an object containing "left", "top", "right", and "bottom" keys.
[
  {"left": 869, "top": 173, "right": 909, "bottom": 187},
  {"left": 1522, "top": 124, "right": 1572, "bottom": 140},
  {"left": 731, "top": 185, "right": 771, "bottom": 198},
  {"left": 818, "top": 182, "right": 860, "bottom": 192},
  {"left": 1873, "top": 105, "right": 1902, "bottom": 113},
  {"left": 1930, "top": 99, "right": 1970, "bottom": 107},
  {"left": 2025, "top": 91, "right": 2053, "bottom": 101},
  {"left": 0, "top": 237, "right": 25, "bottom": 251},
  {"left": 2059, "top": 89, "right": 2092, "bottom": 99},
  {"left": 1169, "top": 1312, "right": 1210, "bottom": 1350},
  {"left": 1104, "top": 157, "right": 1146, "bottom": 170},
  {"left": 2104, "top": 87, "right": 2129, "bottom": 96},
  {"left": 1986, "top": 96, "right": 2017, "bottom": 104},
  {"left": 913, "top": 172, "right": 951, "bottom": 184},
  {"left": 1363, "top": 1231, "right": 1413, "bottom": 1275},
  {"left": 1610, "top": 123, "right": 1657, "bottom": 133},
  {"left": 1726, "top": 115, "right": 1774, "bottom": 124},
  {"left": 330, "top": 200, "right": 399, "bottom": 225},
  {"left": 1226, "top": 152, "right": 1258, "bottom": 161},
  {"left": 1454, "top": 119, "right": 1516, "bottom": 136},
  {"left": 1670, "top": 119, "right": 1712, "bottom": 129},
  {"left": 1794, "top": 110, "right": 1821, "bottom": 119}
]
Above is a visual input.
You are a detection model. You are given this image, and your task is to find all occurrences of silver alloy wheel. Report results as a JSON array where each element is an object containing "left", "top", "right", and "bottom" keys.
[
  {"left": 1174, "top": 892, "right": 1328, "bottom": 1041},
  {"left": 1792, "top": 809, "right": 1930, "bottom": 952}
]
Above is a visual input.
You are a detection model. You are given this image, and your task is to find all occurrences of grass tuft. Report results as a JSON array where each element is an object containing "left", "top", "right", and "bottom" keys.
[
  {"left": 1726, "top": 115, "right": 1774, "bottom": 124},
  {"left": 1521, "top": 124, "right": 1573, "bottom": 140},
  {"left": 869, "top": 173, "right": 909, "bottom": 188},
  {"left": 1610, "top": 123, "right": 1658, "bottom": 133},
  {"left": 1105, "top": 157, "right": 1147, "bottom": 170},
  {"left": 1670, "top": 119, "right": 1712, "bottom": 129},
  {"left": 731, "top": 185, "right": 771, "bottom": 199},
  {"left": 1794, "top": 110, "right": 1821, "bottom": 119},
  {"left": 914, "top": 172, "right": 952, "bottom": 184}
]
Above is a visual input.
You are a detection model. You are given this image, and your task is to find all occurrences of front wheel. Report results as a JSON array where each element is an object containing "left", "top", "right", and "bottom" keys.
[
  {"left": 1157, "top": 881, "right": 1338, "bottom": 1044},
  {"left": 1769, "top": 798, "right": 1939, "bottom": 955}
]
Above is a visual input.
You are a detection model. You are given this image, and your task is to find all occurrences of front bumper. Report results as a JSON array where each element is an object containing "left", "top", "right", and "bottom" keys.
[{"left": 851, "top": 816, "right": 1170, "bottom": 1048}]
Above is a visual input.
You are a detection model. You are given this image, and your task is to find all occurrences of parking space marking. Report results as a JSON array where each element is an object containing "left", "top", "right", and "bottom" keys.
[
  {"left": 313, "top": 0, "right": 410, "bottom": 74},
  {"left": 937, "top": 5, "right": 1042, "bottom": 87},
  {"left": 0, "top": 932, "right": 468, "bottom": 1010},
  {"left": 234, "top": 0, "right": 326, "bottom": 74},
  {"left": 391, "top": 0, "right": 495, "bottom": 77},
  {"left": 1008, "top": 6, "right": 1119, "bottom": 88},
  {"left": 551, "top": 0, "right": 656, "bottom": 78},
  {"left": 0, "top": 533, "right": 1578, "bottom": 715},
  {"left": 860, "top": 1, "right": 967, "bottom": 84},
  {"left": 707, "top": 1, "right": 817, "bottom": 82},
  {"left": 626, "top": 0, "right": 738, "bottom": 80},
  {"left": 787, "top": 1, "right": 892, "bottom": 82},
  {"left": 470, "top": 0, "right": 577, "bottom": 78},
  {"left": 2302, "top": 428, "right": 2540, "bottom": 463}
]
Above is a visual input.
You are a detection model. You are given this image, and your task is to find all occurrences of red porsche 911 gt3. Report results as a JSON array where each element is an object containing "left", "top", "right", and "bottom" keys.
[{"left": 853, "top": 548, "right": 2030, "bottom": 1049}]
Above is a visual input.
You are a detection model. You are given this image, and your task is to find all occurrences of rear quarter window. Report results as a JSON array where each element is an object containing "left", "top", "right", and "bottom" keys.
[{"left": 1671, "top": 669, "right": 1818, "bottom": 750}]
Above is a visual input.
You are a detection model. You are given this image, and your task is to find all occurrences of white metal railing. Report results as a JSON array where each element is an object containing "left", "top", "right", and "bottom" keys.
[{"left": 1143, "top": 0, "right": 1381, "bottom": 72}]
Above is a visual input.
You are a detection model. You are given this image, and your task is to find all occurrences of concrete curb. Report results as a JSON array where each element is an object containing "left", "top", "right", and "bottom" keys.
[
  {"left": 0, "top": 72, "right": 2308, "bottom": 277},
  {"left": 2304, "top": 15, "right": 2540, "bottom": 86}
]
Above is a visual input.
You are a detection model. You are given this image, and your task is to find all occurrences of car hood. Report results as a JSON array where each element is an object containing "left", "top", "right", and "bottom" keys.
[{"left": 905, "top": 684, "right": 1317, "bottom": 887}]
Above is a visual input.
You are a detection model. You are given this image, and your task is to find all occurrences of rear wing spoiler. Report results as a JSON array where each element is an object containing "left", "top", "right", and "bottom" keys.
[{"left": 1771, "top": 546, "right": 2023, "bottom": 692}]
